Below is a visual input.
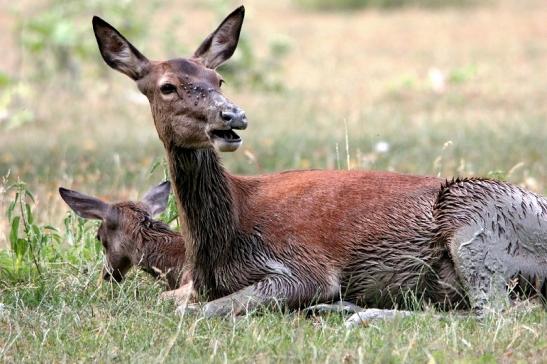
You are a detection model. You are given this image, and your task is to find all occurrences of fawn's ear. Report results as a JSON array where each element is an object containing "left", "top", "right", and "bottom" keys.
[
  {"left": 193, "top": 6, "right": 245, "bottom": 69},
  {"left": 59, "top": 187, "right": 109, "bottom": 220},
  {"left": 92, "top": 16, "right": 150, "bottom": 80},
  {"left": 141, "top": 181, "right": 171, "bottom": 216}
]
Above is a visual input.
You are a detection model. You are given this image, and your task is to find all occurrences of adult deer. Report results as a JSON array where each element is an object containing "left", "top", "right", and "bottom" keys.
[{"left": 92, "top": 6, "right": 547, "bottom": 317}]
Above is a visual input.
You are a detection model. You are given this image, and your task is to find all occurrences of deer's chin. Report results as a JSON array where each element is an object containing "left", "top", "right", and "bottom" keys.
[
  {"left": 213, "top": 138, "right": 242, "bottom": 152},
  {"left": 209, "top": 129, "right": 242, "bottom": 152}
]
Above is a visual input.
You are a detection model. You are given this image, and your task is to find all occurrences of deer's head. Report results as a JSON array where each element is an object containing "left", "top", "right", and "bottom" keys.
[
  {"left": 93, "top": 7, "right": 247, "bottom": 152},
  {"left": 59, "top": 181, "right": 171, "bottom": 282}
]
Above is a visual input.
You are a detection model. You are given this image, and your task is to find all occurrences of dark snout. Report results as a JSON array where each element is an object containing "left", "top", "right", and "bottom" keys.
[
  {"left": 210, "top": 98, "right": 248, "bottom": 152},
  {"left": 102, "top": 268, "right": 124, "bottom": 283},
  {"left": 220, "top": 109, "right": 247, "bottom": 130}
]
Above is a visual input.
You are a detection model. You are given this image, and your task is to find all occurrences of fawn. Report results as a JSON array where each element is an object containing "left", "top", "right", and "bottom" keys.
[{"left": 59, "top": 181, "right": 188, "bottom": 292}]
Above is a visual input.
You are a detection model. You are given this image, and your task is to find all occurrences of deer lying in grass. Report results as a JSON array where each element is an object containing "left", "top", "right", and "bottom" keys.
[
  {"left": 59, "top": 181, "right": 189, "bottom": 292},
  {"left": 92, "top": 7, "right": 547, "bottom": 318}
]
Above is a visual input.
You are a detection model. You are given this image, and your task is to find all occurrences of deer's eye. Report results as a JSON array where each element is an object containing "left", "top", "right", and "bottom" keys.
[
  {"left": 219, "top": 79, "right": 225, "bottom": 88},
  {"left": 160, "top": 83, "right": 177, "bottom": 95},
  {"left": 96, "top": 234, "right": 107, "bottom": 248}
]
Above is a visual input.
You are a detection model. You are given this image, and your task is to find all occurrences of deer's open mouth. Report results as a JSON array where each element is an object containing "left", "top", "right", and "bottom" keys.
[
  {"left": 210, "top": 128, "right": 241, "bottom": 143},
  {"left": 209, "top": 128, "right": 242, "bottom": 152}
]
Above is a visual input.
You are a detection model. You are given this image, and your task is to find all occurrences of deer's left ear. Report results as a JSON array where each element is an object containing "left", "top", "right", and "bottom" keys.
[
  {"left": 142, "top": 181, "right": 171, "bottom": 216},
  {"left": 193, "top": 6, "right": 245, "bottom": 69},
  {"left": 59, "top": 187, "right": 109, "bottom": 220}
]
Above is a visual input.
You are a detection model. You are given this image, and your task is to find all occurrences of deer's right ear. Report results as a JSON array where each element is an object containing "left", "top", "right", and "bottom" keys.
[
  {"left": 59, "top": 187, "right": 109, "bottom": 220},
  {"left": 92, "top": 16, "right": 150, "bottom": 80},
  {"left": 141, "top": 181, "right": 171, "bottom": 216}
]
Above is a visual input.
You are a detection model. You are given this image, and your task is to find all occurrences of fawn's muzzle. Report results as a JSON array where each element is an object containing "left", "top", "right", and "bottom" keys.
[{"left": 103, "top": 268, "right": 124, "bottom": 283}]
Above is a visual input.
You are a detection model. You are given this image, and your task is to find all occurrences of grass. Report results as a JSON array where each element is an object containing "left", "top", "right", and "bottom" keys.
[
  {"left": 1, "top": 0, "right": 546, "bottom": 362},
  {"left": 2, "top": 261, "right": 546, "bottom": 362}
]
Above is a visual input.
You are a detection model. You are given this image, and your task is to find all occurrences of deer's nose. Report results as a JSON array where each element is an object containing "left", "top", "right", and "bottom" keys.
[
  {"left": 220, "top": 110, "right": 247, "bottom": 130},
  {"left": 103, "top": 269, "right": 123, "bottom": 282}
]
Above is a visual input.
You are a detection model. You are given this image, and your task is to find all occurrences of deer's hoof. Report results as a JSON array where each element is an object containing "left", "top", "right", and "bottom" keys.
[
  {"left": 202, "top": 302, "right": 227, "bottom": 318},
  {"left": 304, "top": 301, "right": 364, "bottom": 316},
  {"left": 175, "top": 302, "right": 201, "bottom": 316},
  {"left": 202, "top": 300, "right": 242, "bottom": 318},
  {"left": 344, "top": 309, "right": 413, "bottom": 328},
  {"left": 159, "top": 291, "right": 176, "bottom": 301}
]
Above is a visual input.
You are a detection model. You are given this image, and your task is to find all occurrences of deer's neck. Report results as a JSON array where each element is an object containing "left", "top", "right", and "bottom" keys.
[
  {"left": 167, "top": 147, "right": 239, "bottom": 290},
  {"left": 136, "top": 222, "right": 185, "bottom": 289}
]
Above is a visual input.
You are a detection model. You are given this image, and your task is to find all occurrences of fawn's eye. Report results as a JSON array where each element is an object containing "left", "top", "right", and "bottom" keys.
[
  {"left": 219, "top": 79, "right": 225, "bottom": 88},
  {"left": 96, "top": 234, "right": 107, "bottom": 248},
  {"left": 160, "top": 83, "right": 176, "bottom": 95}
]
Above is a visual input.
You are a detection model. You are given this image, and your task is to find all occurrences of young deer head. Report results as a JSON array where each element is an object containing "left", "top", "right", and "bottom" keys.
[
  {"left": 59, "top": 181, "right": 175, "bottom": 283},
  {"left": 92, "top": 6, "right": 247, "bottom": 152}
]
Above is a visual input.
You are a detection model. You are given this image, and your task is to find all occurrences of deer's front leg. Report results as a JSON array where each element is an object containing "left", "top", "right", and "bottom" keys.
[
  {"left": 160, "top": 271, "right": 197, "bottom": 305},
  {"left": 160, "top": 282, "right": 197, "bottom": 305},
  {"left": 200, "top": 286, "right": 260, "bottom": 318},
  {"left": 183, "top": 274, "right": 338, "bottom": 318}
]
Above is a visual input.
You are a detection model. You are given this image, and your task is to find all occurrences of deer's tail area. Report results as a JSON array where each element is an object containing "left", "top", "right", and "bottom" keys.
[{"left": 432, "top": 178, "right": 547, "bottom": 311}]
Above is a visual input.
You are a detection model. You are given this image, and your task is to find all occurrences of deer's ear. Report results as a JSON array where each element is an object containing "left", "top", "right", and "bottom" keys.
[
  {"left": 92, "top": 16, "right": 150, "bottom": 80},
  {"left": 141, "top": 181, "right": 171, "bottom": 217},
  {"left": 59, "top": 187, "right": 109, "bottom": 220},
  {"left": 193, "top": 6, "right": 245, "bottom": 69}
]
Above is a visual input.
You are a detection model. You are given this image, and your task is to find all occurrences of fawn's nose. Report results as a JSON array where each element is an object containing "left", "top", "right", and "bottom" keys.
[
  {"left": 103, "top": 269, "right": 123, "bottom": 282},
  {"left": 220, "top": 110, "right": 247, "bottom": 130}
]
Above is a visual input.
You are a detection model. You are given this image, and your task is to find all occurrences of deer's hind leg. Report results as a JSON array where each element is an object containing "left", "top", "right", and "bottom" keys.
[
  {"left": 435, "top": 179, "right": 547, "bottom": 316},
  {"left": 448, "top": 223, "right": 510, "bottom": 315}
]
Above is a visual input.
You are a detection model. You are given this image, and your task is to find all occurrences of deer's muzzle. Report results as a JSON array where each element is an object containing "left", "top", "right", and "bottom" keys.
[
  {"left": 220, "top": 110, "right": 247, "bottom": 130},
  {"left": 209, "top": 107, "right": 247, "bottom": 152}
]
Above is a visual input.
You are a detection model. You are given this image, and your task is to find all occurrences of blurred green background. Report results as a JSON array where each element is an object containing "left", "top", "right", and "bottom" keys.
[{"left": 1, "top": 0, "right": 546, "bottom": 241}]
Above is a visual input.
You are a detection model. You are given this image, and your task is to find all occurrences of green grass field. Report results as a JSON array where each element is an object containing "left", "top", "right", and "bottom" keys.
[
  {"left": 2, "top": 266, "right": 546, "bottom": 362},
  {"left": 1, "top": 0, "right": 546, "bottom": 362}
]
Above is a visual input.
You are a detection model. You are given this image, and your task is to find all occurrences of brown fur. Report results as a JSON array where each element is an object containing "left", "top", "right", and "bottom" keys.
[
  {"left": 59, "top": 183, "right": 186, "bottom": 290},
  {"left": 100, "top": 201, "right": 185, "bottom": 289},
  {"left": 92, "top": 8, "right": 547, "bottom": 317}
]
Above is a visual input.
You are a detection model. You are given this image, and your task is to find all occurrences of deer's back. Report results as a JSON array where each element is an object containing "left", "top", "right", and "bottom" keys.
[{"left": 236, "top": 170, "right": 442, "bottom": 257}]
